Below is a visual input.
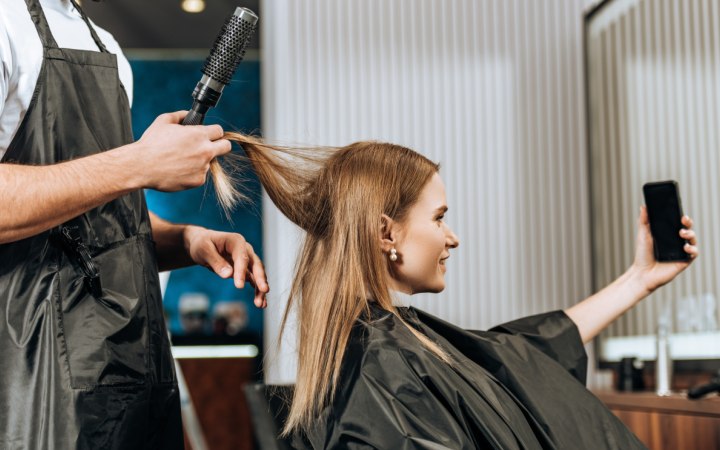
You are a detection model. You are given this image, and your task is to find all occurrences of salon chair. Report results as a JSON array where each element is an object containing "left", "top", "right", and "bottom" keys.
[{"left": 244, "top": 383, "right": 294, "bottom": 450}]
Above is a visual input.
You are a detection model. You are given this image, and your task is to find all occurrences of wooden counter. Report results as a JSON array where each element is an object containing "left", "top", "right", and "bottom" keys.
[{"left": 594, "top": 390, "right": 720, "bottom": 450}]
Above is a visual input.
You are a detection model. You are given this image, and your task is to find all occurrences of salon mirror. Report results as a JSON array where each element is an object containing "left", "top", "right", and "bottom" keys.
[{"left": 585, "top": 0, "right": 720, "bottom": 368}]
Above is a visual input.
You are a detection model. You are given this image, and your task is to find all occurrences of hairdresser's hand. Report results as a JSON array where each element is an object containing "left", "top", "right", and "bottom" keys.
[
  {"left": 184, "top": 226, "right": 269, "bottom": 308},
  {"left": 631, "top": 206, "right": 699, "bottom": 294},
  {"left": 130, "top": 111, "right": 232, "bottom": 192}
]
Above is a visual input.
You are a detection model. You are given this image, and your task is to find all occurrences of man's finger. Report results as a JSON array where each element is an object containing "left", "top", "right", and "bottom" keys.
[
  {"left": 205, "top": 124, "right": 224, "bottom": 141},
  {"left": 246, "top": 247, "right": 269, "bottom": 292},
  {"left": 242, "top": 270, "right": 266, "bottom": 308},
  {"left": 212, "top": 139, "right": 232, "bottom": 157},
  {"left": 229, "top": 238, "right": 250, "bottom": 289},
  {"left": 157, "top": 110, "right": 188, "bottom": 124},
  {"left": 202, "top": 244, "right": 233, "bottom": 278},
  {"left": 254, "top": 289, "right": 266, "bottom": 309}
]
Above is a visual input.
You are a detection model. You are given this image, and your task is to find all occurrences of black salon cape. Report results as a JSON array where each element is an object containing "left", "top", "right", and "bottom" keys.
[{"left": 296, "top": 305, "right": 646, "bottom": 449}]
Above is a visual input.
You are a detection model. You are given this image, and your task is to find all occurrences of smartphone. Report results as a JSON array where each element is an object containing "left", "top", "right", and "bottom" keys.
[{"left": 642, "top": 180, "right": 690, "bottom": 262}]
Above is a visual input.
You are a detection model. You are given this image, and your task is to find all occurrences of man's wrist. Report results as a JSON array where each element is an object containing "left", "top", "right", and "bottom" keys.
[
  {"left": 105, "top": 143, "right": 145, "bottom": 191},
  {"left": 182, "top": 224, "right": 206, "bottom": 253}
]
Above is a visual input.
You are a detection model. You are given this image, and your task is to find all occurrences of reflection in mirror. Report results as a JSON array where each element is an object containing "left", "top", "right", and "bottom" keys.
[{"left": 585, "top": 0, "right": 720, "bottom": 364}]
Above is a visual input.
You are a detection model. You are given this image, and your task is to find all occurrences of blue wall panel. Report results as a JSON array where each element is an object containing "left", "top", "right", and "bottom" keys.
[{"left": 129, "top": 58, "right": 263, "bottom": 343}]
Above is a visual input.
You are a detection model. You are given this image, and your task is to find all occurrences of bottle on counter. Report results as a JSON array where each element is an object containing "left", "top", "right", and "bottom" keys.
[{"left": 655, "top": 319, "right": 673, "bottom": 396}]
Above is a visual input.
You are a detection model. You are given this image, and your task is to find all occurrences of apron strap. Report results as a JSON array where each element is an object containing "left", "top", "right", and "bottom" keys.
[
  {"left": 23, "top": 0, "right": 60, "bottom": 49},
  {"left": 23, "top": 0, "right": 110, "bottom": 53},
  {"left": 68, "top": 0, "right": 110, "bottom": 53}
]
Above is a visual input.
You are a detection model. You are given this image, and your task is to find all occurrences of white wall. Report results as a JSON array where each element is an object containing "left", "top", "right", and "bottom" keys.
[
  {"left": 261, "top": 0, "right": 597, "bottom": 383},
  {"left": 588, "top": 0, "right": 720, "bottom": 339}
]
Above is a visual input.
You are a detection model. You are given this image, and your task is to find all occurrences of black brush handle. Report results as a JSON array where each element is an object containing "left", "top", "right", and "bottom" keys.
[{"left": 182, "top": 109, "right": 205, "bottom": 126}]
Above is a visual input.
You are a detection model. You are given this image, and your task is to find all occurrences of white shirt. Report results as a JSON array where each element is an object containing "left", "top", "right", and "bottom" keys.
[{"left": 0, "top": 0, "right": 133, "bottom": 159}]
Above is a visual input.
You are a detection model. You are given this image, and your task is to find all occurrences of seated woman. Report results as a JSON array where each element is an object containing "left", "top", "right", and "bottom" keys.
[{"left": 224, "top": 135, "right": 698, "bottom": 449}]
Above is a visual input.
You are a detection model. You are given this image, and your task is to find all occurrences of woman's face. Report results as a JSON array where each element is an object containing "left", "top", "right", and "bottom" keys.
[{"left": 386, "top": 173, "right": 460, "bottom": 294}]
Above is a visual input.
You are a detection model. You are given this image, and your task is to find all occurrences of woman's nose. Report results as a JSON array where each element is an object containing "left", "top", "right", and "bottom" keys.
[{"left": 446, "top": 228, "right": 460, "bottom": 248}]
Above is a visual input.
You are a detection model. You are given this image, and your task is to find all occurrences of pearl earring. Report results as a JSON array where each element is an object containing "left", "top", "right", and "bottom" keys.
[{"left": 389, "top": 248, "right": 398, "bottom": 262}]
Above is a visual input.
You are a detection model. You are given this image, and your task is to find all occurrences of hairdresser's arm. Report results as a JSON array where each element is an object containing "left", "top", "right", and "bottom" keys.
[
  {"left": 150, "top": 212, "right": 268, "bottom": 308},
  {"left": 0, "top": 111, "right": 230, "bottom": 244},
  {"left": 565, "top": 207, "right": 698, "bottom": 344}
]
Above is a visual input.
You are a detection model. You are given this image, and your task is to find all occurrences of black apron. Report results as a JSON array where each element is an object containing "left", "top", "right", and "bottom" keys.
[{"left": 0, "top": 1, "right": 183, "bottom": 448}]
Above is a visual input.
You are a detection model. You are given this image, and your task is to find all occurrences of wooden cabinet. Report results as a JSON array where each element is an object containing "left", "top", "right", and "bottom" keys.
[
  {"left": 178, "top": 356, "right": 258, "bottom": 450},
  {"left": 595, "top": 391, "right": 720, "bottom": 450}
]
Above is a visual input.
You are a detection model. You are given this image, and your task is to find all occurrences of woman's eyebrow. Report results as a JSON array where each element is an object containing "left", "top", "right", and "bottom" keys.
[{"left": 435, "top": 206, "right": 448, "bottom": 214}]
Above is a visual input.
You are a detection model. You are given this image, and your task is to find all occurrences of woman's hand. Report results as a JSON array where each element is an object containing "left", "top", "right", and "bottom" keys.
[
  {"left": 565, "top": 207, "right": 699, "bottom": 343},
  {"left": 631, "top": 206, "right": 699, "bottom": 294}
]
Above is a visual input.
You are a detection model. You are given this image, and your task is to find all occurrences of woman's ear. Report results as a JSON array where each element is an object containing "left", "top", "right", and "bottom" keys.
[{"left": 380, "top": 214, "right": 398, "bottom": 251}]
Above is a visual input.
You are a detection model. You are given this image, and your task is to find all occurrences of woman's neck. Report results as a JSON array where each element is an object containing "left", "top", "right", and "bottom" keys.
[
  {"left": 390, "top": 289, "right": 412, "bottom": 307},
  {"left": 387, "top": 277, "right": 413, "bottom": 296}
]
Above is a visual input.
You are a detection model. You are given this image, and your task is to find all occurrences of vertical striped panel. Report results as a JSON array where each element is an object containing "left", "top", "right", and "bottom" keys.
[
  {"left": 262, "top": 0, "right": 596, "bottom": 382},
  {"left": 588, "top": 0, "right": 720, "bottom": 341}
]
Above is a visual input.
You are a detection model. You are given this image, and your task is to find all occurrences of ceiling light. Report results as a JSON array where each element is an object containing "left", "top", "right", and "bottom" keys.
[{"left": 181, "top": 0, "right": 205, "bottom": 13}]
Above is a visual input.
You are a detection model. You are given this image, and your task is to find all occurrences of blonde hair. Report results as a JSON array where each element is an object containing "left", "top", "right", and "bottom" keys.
[{"left": 216, "top": 133, "right": 450, "bottom": 435}]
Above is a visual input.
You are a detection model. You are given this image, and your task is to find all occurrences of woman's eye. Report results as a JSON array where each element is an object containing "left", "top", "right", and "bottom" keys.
[{"left": 436, "top": 215, "right": 444, "bottom": 223}]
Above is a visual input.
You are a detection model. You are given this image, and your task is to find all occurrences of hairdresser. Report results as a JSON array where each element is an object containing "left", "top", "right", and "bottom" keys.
[{"left": 0, "top": 1, "right": 268, "bottom": 448}]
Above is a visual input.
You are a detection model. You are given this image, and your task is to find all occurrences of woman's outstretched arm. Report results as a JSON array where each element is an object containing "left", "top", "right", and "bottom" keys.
[{"left": 565, "top": 207, "right": 699, "bottom": 344}]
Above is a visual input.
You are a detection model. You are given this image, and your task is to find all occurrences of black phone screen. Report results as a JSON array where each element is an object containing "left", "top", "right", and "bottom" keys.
[{"left": 642, "top": 181, "right": 689, "bottom": 262}]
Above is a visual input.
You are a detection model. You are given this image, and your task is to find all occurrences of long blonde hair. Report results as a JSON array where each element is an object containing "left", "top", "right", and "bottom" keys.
[{"left": 218, "top": 133, "right": 449, "bottom": 435}]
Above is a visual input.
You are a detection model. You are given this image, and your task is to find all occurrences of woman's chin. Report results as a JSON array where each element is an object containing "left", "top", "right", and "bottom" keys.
[
  {"left": 413, "top": 281, "right": 445, "bottom": 294},
  {"left": 428, "top": 280, "right": 446, "bottom": 293}
]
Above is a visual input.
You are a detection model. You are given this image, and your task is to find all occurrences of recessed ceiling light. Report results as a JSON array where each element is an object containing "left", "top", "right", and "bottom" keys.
[{"left": 181, "top": 0, "right": 205, "bottom": 14}]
